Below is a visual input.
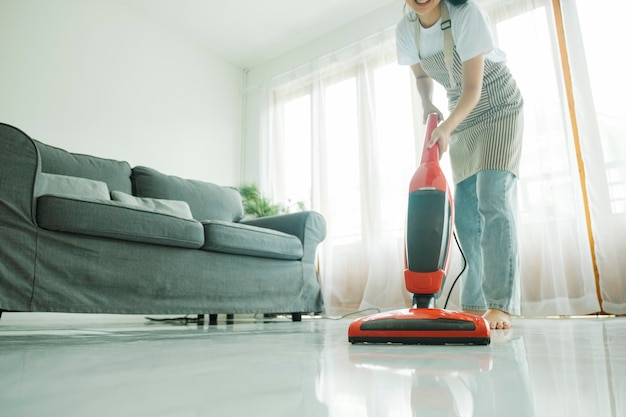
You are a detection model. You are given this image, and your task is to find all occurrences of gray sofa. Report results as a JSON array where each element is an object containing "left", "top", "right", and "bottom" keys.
[{"left": 0, "top": 123, "right": 326, "bottom": 320}]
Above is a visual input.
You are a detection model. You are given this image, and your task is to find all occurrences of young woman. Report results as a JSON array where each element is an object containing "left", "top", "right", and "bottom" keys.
[{"left": 396, "top": 0, "right": 524, "bottom": 329}]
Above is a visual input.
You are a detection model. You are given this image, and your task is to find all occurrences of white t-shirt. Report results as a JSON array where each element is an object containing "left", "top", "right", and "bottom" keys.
[{"left": 395, "top": 0, "right": 506, "bottom": 65}]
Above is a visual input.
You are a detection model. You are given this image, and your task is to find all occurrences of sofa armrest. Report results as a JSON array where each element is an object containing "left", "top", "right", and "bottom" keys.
[
  {"left": 240, "top": 211, "right": 326, "bottom": 264},
  {"left": 0, "top": 123, "right": 39, "bottom": 223},
  {"left": 0, "top": 123, "right": 41, "bottom": 311}
]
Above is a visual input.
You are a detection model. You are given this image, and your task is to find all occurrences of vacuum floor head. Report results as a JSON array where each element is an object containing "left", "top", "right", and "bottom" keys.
[{"left": 348, "top": 308, "right": 490, "bottom": 345}]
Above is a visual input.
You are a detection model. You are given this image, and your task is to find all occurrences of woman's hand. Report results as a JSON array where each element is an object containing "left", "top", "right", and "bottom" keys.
[
  {"left": 428, "top": 124, "right": 451, "bottom": 157},
  {"left": 422, "top": 104, "right": 443, "bottom": 124}
]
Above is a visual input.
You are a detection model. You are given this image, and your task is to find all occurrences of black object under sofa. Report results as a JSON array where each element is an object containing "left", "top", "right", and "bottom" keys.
[{"left": 0, "top": 123, "right": 326, "bottom": 321}]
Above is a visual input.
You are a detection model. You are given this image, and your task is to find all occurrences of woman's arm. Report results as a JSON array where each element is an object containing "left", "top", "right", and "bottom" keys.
[
  {"left": 411, "top": 64, "right": 444, "bottom": 123},
  {"left": 428, "top": 54, "right": 485, "bottom": 153}
]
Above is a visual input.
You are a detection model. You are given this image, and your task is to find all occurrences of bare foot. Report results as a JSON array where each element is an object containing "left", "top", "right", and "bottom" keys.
[
  {"left": 463, "top": 309, "right": 486, "bottom": 317},
  {"left": 483, "top": 309, "right": 512, "bottom": 329}
]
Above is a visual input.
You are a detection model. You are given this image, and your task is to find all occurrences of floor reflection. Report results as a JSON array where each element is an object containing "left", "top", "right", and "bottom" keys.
[
  {"left": 318, "top": 329, "right": 534, "bottom": 416},
  {"left": 349, "top": 346, "right": 493, "bottom": 416}
]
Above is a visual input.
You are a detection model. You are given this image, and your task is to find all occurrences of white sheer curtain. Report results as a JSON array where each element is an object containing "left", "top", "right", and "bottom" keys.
[
  {"left": 267, "top": 30, "right": 416, "bottom": 315},
  {"left": 561, "top": 0, "right": 626, "bottom": 314},
  {"left": 490, "top": 0, "right": 625, "bottom": 315},
  {"left": 485, "top": 0, "right": 600, "bottom": 315},
  {"left": 261, "top": 0, "right": 626, "bottom": 316}
]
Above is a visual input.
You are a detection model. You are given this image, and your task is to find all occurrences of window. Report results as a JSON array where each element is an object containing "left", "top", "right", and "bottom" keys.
[{"left": 273, "top": 42, "right": 416, "bottom": 244}]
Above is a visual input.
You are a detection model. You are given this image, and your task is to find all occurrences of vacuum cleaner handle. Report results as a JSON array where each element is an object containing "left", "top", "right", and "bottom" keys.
[
  {"left": 421, "top": 112, "right": 440, "bottom": 164},
  {"left": 405, "top": 111, "right": 452, "bottom": 297}
]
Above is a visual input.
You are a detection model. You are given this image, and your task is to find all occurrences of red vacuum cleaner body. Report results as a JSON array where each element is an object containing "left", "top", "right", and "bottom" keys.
[{"left": 348, "top": 113, "right": 490, "bottom": 345}]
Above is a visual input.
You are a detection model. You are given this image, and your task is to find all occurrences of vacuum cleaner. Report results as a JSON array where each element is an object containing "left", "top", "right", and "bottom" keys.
[{"left": 348, "top": 113, "right": 490, "bottom": 345}]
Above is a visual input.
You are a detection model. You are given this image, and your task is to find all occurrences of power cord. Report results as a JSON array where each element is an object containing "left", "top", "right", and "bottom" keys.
[
  {"left": 145, "top": 310, "right": 383, "bottom": 324},
  {"left": 145, "top": 315, "right": 199, "bottom": 324},
  {"left": 321, "top": 308, "right": 382, "bottom": 320},
  {"left": 442, "top": 230, "right": 467, "bottom": 309}
]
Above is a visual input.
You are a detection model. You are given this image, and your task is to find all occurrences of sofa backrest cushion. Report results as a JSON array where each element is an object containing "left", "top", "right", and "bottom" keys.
[
  {"left": 36, "top": 173, "right": 111, "bottom": 201},
  {"left": 131, "top": 166, "right": 244, "bottom": 222},
  {"left": 34, "top": 140, "right": 132, "bottom": 194},
  {"left": 111, "top": 190, "right": 193, "bottom": 220}
]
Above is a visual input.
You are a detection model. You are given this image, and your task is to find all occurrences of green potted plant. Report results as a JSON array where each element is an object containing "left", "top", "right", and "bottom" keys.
[{"left": 238, "top": 183, "right": 305, "bottom": 218}]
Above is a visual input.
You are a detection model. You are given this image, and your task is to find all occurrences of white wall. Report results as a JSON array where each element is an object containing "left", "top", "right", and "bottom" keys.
[
  {"left": 242, "top": 2, "right": 402, "bottom": 184},
  {"left": 0, "top": 0, "right": 243, "bottom": 186}
]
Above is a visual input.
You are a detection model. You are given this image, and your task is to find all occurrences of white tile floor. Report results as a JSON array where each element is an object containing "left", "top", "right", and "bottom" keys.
[{"left": 0, "top": 313, "right": 624, "bottom": 417}]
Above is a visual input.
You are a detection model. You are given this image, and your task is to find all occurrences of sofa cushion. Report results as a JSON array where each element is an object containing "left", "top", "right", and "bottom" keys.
[
  {"left": 132, "top": 166, "right": 244, "bottom": 222},
  {"left": 34, "top": 140, "right": 132, "bottom": 194},
  {"left": 37, "top": 195, "right": 204, "bottom": 248},
  {"left": 111, "top": 190, "right": 193, "bottom": 220},
  {"left": 35, "top": 173, "right": 111, "bottom": 201},
  {"left": 201, "top": 220, "right": 303, "bottom": 260}
]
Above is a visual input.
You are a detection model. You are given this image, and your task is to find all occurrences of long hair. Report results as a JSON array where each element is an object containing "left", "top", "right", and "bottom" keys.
[{"left": 404, "top": 0, "right": 469, "bottom": 21}]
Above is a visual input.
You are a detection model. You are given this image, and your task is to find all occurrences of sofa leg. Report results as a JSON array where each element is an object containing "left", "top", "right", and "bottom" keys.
[
  {"left": 197, "top": 314, "right": 205, "bottom": 325},
  {"left": 292, "top": 313, "right": 302, "bottom": 322},
  {"left": 209, "top": 314, "right": 218, "bottom": 325},
  {"left": 226, "top": 314, "right": 234, "bottom": 324}
]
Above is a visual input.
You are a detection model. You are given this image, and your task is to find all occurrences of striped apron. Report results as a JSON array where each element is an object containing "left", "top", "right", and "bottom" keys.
[{"left": 415, "top": 1, "right": 524, "bottom": 184}]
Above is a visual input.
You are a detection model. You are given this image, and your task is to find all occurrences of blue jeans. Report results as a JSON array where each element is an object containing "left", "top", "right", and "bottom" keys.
[{"left": 454, "top": 170, "right": 520, "bottom": 315}]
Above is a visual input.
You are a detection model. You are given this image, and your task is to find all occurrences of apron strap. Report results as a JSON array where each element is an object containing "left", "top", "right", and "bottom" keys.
[
  {"left": 414, "top": 1, "right": 456, "bottom": 89},
  {"left": 440, "top": 1, "right": 456, "bottom": 89}
]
